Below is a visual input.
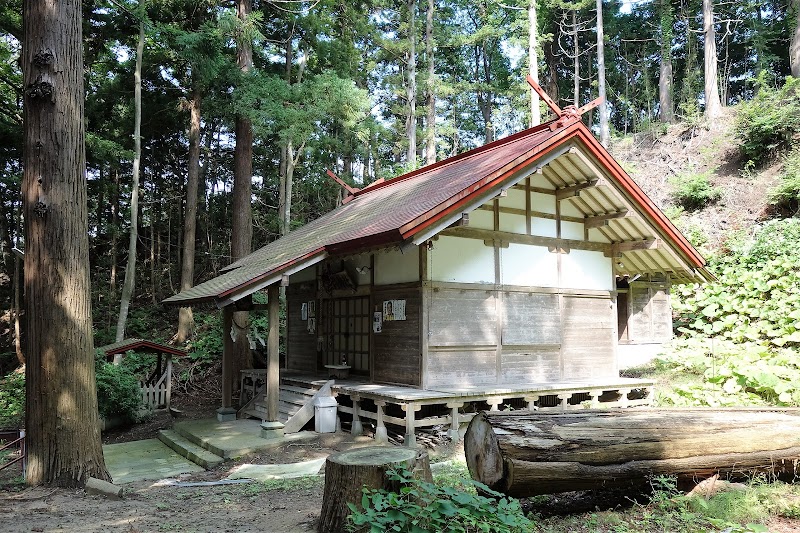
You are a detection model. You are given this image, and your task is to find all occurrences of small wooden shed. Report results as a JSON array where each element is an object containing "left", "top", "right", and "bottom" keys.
[
  {"left": 163, "top": 112, "right": 712, "bottom": 441},
  {"left": 97, "top": 338, "right": 185, "bottom": 409}
]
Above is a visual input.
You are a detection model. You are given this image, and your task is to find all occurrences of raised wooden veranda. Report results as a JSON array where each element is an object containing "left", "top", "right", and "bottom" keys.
[{"left": 277, "top": 373, "right": 654, "bottom": 446}]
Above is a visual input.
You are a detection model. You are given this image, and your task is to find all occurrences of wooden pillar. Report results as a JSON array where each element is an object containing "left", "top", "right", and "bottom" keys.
[
  {"left": 374, "top": 400, "right": 388, "bottom": 443},
  {"left": 446, "top": 401, "right": 463, "bottom": 442},
  {"left": 524, "top": 395, "right": 539, "bottom": 411},
  {"left": 221, "top": 305, "right": 234, "bottom": 409},
  {"left": 351, "top": 394, "right": 363, "bottom": 436},
  {"left": 402, "top": 403, "right": 420, "bottom": 447},
  {"left": 266, "top": 284, "right": 280, "bottom": 422},
  {"left": 557, "top": 393, "right": 571, "bottom": 411}
]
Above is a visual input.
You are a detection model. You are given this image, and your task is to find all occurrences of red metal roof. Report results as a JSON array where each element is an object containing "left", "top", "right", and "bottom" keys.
[{"left": 163, "top": 118, "right": 707, "bottom": 307}]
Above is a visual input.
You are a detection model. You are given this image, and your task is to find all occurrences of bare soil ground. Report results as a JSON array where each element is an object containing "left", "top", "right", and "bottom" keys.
[{"left": 610, "top": 109, "right": 785, "bottom": 251}]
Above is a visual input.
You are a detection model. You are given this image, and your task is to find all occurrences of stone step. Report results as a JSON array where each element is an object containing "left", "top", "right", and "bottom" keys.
[{"left": 157, "top": 429, "right": 224, "bottom": 470}]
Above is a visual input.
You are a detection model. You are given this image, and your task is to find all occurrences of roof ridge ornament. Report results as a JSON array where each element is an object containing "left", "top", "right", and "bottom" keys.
[
  {"left": 325, "top": 169, "right": 360, "bottom": 204},
  {"left": 525, "top": 75, "right": 603, "bottom": 129}
]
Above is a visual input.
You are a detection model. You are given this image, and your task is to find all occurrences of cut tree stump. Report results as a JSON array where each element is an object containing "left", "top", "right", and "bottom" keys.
[
  {"left": 317, "top": 446, "right": 432, "bottom": 533},
  {"left": 465, "top": 408, "right": 800, "bottom": 498}
]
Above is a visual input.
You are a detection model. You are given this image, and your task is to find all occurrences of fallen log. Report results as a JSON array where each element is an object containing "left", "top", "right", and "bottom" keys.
[
  {"left": 318, "top": 446, "right": 432, "bottom": 533},
  {"left": 465, "top": 408, "right": 800, "bottom": 498}
]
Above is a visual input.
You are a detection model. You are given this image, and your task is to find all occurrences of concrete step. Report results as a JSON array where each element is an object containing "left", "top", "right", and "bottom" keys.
[{"left": 157, "top": 429, "right": 224, "bottom": 470}]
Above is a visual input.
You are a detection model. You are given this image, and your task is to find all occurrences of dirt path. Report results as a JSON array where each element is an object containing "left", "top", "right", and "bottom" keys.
[{"left": 0, "top": 478, "right": 323, "bottom": 533}]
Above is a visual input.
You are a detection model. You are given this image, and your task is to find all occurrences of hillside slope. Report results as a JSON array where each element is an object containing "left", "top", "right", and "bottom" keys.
[{"left": 609, "top": 108, "right": 785, "bottom": 256}]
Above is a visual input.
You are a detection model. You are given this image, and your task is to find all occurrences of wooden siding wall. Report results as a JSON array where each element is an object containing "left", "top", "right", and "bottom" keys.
[
  {"left": 286, "top": 283, "right": 318, "bottom": 372},
  {"left": 627, "top": 280, "right": 672, "bottom": 343},
  {"left": 424, "top": 283, "right": 617, "bottom": 388},
  {"left": 372, "top": 284, "right": 422, "bottom": 386}
]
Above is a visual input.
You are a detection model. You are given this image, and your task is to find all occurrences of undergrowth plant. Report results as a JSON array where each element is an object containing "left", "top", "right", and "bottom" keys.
[
  {"left": 669, "top": 171, "right": 722, "bottom": 211},
  {"left": 347, "top": 467, "right": 533, "bottom": 533},
  {"left": 95, "top": 351, "right": 144, "bottom": 421},
  {"left": 0, "top": 371, "right": 25, "bottom": 428},
  {"left": 735, "top": 75, "right": 800, "bottom": 165}
]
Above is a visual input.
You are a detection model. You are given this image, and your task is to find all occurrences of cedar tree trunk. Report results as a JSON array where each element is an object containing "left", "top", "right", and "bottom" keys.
[
  {"left": 231, "top": 0, "right": 255, "bottom": 395},
  {"left": 596, "top": 0, "right": 609, "bottom": 146},
  {"left": 406, "top": 0, "right": 417, "bottom": 168},
  {"left": 528, "top": 0, "right": 541, "bottom": 127},
  {"left": 177, "top": 91, "right": 201, "bottom": 342},
  {"left": 425, "top": 0, "right": 436, "bottom": 165},
  {"left": 791, "top": 0, "right": 800, "bottom": 77},
  {"left": 702, "top": 0, "right": 722, "bottom": 120},
  {"left": 658, "top": 0, "right": 675, "bottom": 123},
  {"left": 115, "top": 13, "right": 145, "bottom": 341},
  {"left": 22, "top": 0, "right": 110, "bottom": 486}
]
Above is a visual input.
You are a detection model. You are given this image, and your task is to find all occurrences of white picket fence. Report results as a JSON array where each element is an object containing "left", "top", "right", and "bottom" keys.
[{"left": 139, "top": 359, "right": 172, "bottom": 409}]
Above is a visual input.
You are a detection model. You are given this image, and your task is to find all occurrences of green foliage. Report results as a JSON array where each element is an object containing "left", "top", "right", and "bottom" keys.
[
  {"left": 768, "top": 148, "right": 800, "bottom": 209},
  {"left": 673, "top": 220, "right": 800, "bottom": 349},
  {"left": 347, "top": 468, "right": 534, "bottom": 533},
  {"left": 95, "top": 351, "right": 143, "bottom": 422},
  {"left": 668, "top": 171, "right": 722, "bottom": 211},
  {"left": 187, "top": 312, "right": 223, "bottom": 366},
  {"left": 0, "top": 371, "right": 25, "bottom": 428},
  {"left": 654, "top": 338, "right": 800, "bottom": 407},
  {"left": 119, "top": 350, "right": 158, "bottom": 379},
  {"left": 735, "top": 76, "right": 800, "bottom": 165}
]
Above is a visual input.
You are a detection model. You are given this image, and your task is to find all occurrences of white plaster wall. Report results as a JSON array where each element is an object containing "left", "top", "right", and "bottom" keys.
[
  {"left": 561, "top": 249, "right": 613, "bottom": 291},
  {"left": 289, "top": 264, "right": 316, "bottom": 283},
  {"left": 374, "top": 246, "right": 420, "bottom": 285},
  {"left": 531, "top": 217, "right": 558, "bottom": 238},
  {"left": 499, "top": 213, "right": 527, "bottom": 234},
  {"left": 561, "top": 200, "right": 583, "bottom": 218},
  {"left": 469, "top": 208, "right": 494, "bottom": 230},
  {"left": 561, "top": 221, "right": 585, "bottom": 240},
  {"left": 429, "top": 236, "right": 495, "bottom": 283},
  {"left": 499, "top": 188, "right": 526, "bottom": 210},
  {"left": 501, "top": 244, "right": 559, "bottom": 287},
  {"left": 531, "top": 192, "right": 555, "bottom": 214}
]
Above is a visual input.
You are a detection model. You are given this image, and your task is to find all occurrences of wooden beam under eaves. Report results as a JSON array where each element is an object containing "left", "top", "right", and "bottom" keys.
[
  {"left": 584, "top": 210, "right": 629, "bottom": 229},
  {"left": 606, "top": 239, "right": 660, "bottom": 257},
  {"left": 555, "top": 179, "right": 605, "bottom": 201}
]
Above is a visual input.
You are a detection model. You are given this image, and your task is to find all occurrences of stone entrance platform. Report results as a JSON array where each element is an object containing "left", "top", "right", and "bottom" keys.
[
  {"left": 104, "top": 439, "right": 204, "bottom": 484},
  {"left": 164, "top": 418, "right": 316, "bottom": 460}
]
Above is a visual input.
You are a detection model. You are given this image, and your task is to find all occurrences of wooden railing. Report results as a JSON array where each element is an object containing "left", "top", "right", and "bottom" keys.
[{"left": 0, "top": 429, "right": 26, "bottom": 477}]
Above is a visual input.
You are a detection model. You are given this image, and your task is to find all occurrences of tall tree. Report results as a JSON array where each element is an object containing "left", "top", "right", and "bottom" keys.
[
  {"left": 529, "top": 0, "right": 541, "bottom": 127},
  {"left": 115, "top": 7, "right": 145, "bottom": 341},
  {"left": 791, "top": 0, "right": 800, "bottom": 77},
  {"left": 596, "top": 0, "right": 609, "bottom": 146},
  {"left": 231, "top": 0, "right": 255, "bottom": 391},
  {"left": 658, "top": 0, "right": 675, "bottom": 123},
  {"left": 406, "top": 0, "right": 418, "bottom": 167},
  {"left": 23, "top": 0, "right": 109, "bottom": 485},
  {"left": 702, "top": 0, "right": 723, "bottom": 119},
  {"left": 424, "top": 0, "right": 436, "bottom": 164},
  {"left": 176, "top": 90, "right": 200, "bottom": 342}
]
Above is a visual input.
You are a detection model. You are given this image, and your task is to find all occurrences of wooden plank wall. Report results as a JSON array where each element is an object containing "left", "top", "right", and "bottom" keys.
[
  {"left": 426, "top": 288, "right": 498, "bottom": 387},
  {"left": 501, "top": 292, "right": 561, "bottom": 382},
  {"left": 286, "top": 283, "right": 318, "bottom": 372},
  {"left": 627, "top": 280, "right": 672, "bottom": 343},
  {"left": 424, "top": 284, "right": 617, "bottom": 387},
  {"left": 372, "top": 285, "right": 422, "bottom": 386},
  {"left": 561, "top": 295, "right": 617, "bottom": 378}
]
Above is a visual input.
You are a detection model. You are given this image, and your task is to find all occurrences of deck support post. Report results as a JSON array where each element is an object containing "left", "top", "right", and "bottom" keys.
[
  {"left": 524, "top": 395, "right": 539, "bottom": 411},
  {"left": 487, "top": 397, "right": 504, "bottom": 411},
  {"left": 402, "top": 403, "right": 421, "bottom": 447},
  {"left": 217, "top": 305, "right": 236, "bottom": 421},
  {"left": 557, "top": 393, "right": 572, "bottom": 411},
  {"left": 351, "top": 395, "right": 363, "bottom": 436},
  {"left": 589, "top": 391, "right": 601, "bottom": 408},
  {"left": 374, "top": 400, "right": 388, "bottom": 443},
  {"left": 446, "top": 402, "right": 464, "bottom": 442},
  {"left": 618, "top": 388, "right": 631, "bottom": 408},
  {"left": 266, "top": 283, "right": 280, "bottom": 422}
]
